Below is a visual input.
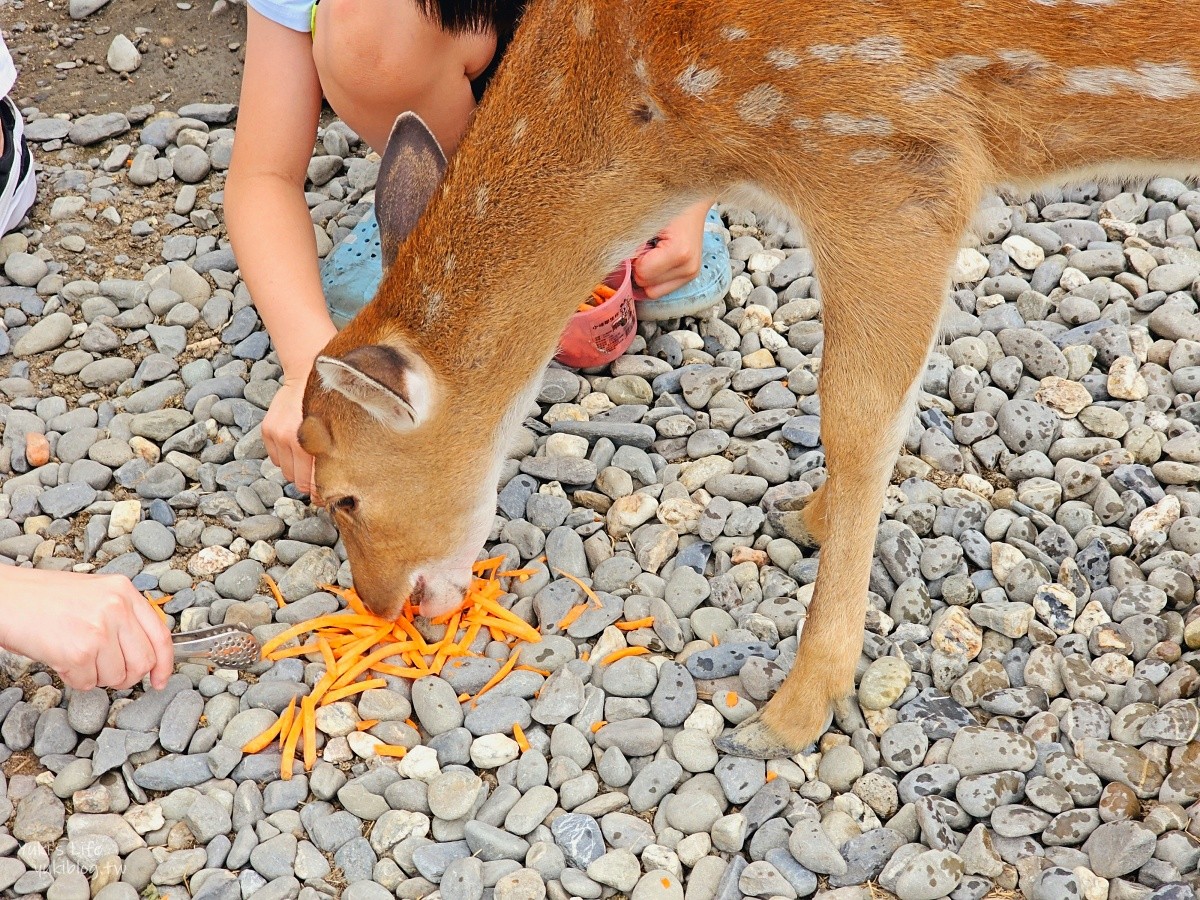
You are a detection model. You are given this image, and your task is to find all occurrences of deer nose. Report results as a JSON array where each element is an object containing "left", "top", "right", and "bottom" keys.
[{"left": 410, "top": 576, "right": 428, "bottom": 609}]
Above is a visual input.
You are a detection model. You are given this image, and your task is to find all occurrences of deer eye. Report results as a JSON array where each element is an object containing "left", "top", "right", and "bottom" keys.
[{"left": 334, "top": 495, "right": 359, "bottom": 514}]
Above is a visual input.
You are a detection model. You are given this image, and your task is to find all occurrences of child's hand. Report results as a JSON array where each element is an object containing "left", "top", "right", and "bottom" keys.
[
  {"left": 632, "top": 200, "right": 712, "bottom": 298},
  {"left": 263, "top": 375, "right": 317, "bottom": 496},
  {"left": 0, "top": 569, "right": 175, "bottom": 691}
]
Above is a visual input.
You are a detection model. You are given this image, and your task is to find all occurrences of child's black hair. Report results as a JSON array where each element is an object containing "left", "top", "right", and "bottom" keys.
[{"left": 417, "top": 0, "right": 527, "bottom": 41}]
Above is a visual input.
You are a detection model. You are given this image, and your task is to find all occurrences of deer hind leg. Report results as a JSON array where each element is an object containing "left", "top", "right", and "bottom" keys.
[{"left": 716, "top": 189, "right": 976, "bottom": 758}]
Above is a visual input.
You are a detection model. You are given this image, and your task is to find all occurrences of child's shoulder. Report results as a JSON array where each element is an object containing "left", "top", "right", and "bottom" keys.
[{"left": 248, "top": 0, "right": 315, "bottom": 34}]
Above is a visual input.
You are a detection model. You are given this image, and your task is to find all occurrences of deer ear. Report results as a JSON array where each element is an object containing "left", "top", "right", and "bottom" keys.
[
  {"left": 314, "top": 344, "right": 436, "bottom": 431},
  {"left": 376, "top": 112, "right": 448, "bottom": 266}
]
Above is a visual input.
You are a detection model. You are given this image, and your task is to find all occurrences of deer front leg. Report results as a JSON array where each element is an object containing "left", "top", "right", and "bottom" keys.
[{"left": 716, "top": 207, "right": 968, "bottom": 759}]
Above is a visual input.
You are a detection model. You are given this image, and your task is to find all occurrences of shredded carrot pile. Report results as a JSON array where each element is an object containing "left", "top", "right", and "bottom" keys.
[
  {"left": 242, "top": 556, "right": 543, "bottom": 778},
  {"left": 577, "top": 282, "right": 617, "bottom": 313}
]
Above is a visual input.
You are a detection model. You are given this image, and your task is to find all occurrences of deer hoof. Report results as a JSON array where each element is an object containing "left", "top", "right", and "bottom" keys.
[
  {"left": 766, "top": 494, "right": 821, "bottom": 548},
  {"left": 714, "top": 708, "right": 833, "bottom": 759}
]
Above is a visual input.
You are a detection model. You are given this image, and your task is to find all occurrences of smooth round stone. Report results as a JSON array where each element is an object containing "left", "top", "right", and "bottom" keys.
[
  {"left": 858, "top": 656, "right": 913, "bottom": 710},
  {"left": 818, "top": 745, "right": 864, "bottom": 793},
  {"left": 594, "top": 719, "right": 664, "bottom": 757},
  {"left": 413, "top": 677, "right": 465, "bottom": 736},
  {"left": 602, "top": 658, "right": 658, "bottom": 697},
  {"left": 630, "top": 870, "right": 684, "bottom": 900},
  {"left": 664, "top": 792, "right": 721, "bottom": 834},
  {"left": 427, "top": 770, "right": 483, "bottom": 821}
]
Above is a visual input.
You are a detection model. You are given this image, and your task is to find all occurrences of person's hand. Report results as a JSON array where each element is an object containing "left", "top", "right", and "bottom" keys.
[
  {"left": 632, "top": 199, "right": 712, "bottom": 299},
  {"left": 0, "top": 568, "right": 175, "bottom": 691},
  {"left": 263, "top": 373, "right": 317, "bottom": 495}
]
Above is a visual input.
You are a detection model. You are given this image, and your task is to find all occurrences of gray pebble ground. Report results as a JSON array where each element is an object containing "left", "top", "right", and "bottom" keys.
[{"left": 3, "top": 11, "right": 1200, "bottom": 900}]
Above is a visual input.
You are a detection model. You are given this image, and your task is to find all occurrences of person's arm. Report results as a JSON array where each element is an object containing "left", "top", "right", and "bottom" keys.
[
  {"left": 225, "top": 9, "right": 334, "bottom": 493},
  {"left": 0, "top": 568, "right": 174, "bottom": 691},
  {"left": 633, "top": 197, "right": 716, "bottom": 298}
]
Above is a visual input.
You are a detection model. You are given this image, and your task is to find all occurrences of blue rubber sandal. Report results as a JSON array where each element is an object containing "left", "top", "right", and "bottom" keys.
[
  {"left": 321, "top": 207, "right": 384, "bottom": 329},
  {"left": 633, "top": 206, "right": 732, "bottom": 321}
]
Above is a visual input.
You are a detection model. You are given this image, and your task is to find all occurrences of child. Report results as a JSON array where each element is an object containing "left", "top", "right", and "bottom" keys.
[
  {"left": 0, "top": 33, "right": 174, "bottom": 693},
  {"left": 225, "top": 0, "right": 731, "bottom": 496}
]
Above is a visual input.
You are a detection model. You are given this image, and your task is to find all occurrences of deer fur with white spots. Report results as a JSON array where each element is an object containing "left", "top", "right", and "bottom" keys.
[{"left": 301, "top": 0, "right": 1200, "bottom": 757}]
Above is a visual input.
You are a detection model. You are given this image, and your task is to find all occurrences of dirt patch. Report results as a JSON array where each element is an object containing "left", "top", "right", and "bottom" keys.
[
  {"left": 6, "top": 0, "right": 247, "bottom": 115},
  {"left": 3, "top": 749, "right": 48, "bottom": 779}
]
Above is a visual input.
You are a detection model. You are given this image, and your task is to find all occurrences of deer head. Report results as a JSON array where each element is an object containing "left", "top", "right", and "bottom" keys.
[{"left": 299, "top": 7, "right": 708, "bottom": 621}]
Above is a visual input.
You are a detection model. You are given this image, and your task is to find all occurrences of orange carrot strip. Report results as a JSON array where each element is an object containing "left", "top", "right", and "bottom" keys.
[
  {"left": 711, "top": 633, "right": 720, "bottom": 646},
  {"left": 497, "top": 567, "right": 538, "bottom": 579},
  {"left": 458, "top": 693, "right": 471, "bottom": 703},
  {"left": 472, "top": 555, "right": 507, "bottom": 575},
  {"left": 557, "top": 602, "right": 590, "bottom": 631},
  {"left": 333, "top": 627, "right": 392, "bottom": 677},
  {"left": 343, "top": 586, "right": 370, "bottom": 616},
  {"left": 302, "top": 697, "right": 317, "bottom": 771},
  {"left": 726, "top": 692, "right": 738, "bottom": 708},
  {"left": 599, "top": 647, "right": 650, "bottom": 666},
  {"left": 242, "top": 712, "right": 286, "bottom": 753},
  {"left": 476, "top": 596, "right": 538, "bottom": 631},
  {"left": 405, "top": 718, "right": 418, "bottom": 730},
  {"left": 264, "top": 574, "right": 287, "bottom": 609},
  {"left": 554, "top": 570, "right": 602, "bottom": 609},
  {"left": 765, "top": 771, "right": 778, "bottom": 782},
  {"left": 357, "top": 719, "right": 380, "bottom": 731},
  {"left": 280, "top": 714, "right": 303, "bottom": 781},
  {"left": 332, "top": 642, "right": 418, "bottom": 689},
  {"left": 392, "top": 616, "right": 430, "bottom": 651},
  {"left": 322, "top": 678, "right": 387, "bottom": 705},
  {"left": 515, "top": 665, "right": 551, "bottom": 676},
  {"left": 616, "top": 617, "right": 655, "bottom": 631},
  {"left": 317, "top": 637, "right": 336, "bottom": 674},
  {"left": 431, "top": 613, "right": 462, "bottom": 673},
  {"left": 267, "top": 641, "right": 323, "bottom": 661},
  {"left": 513, "top": 723, "right": 530, "bottom": 753},
  {"left": 457, "top": 622, "right": 483, "bottom": 654},
  {"left": 371, "top": 663, "right": 432, "bottom": 679},
  {"left": 580, "top": 651, "right": 590, "bottom": 662},
  {"left": 594, "top": 283, "right": 616, "bottom": 299},
  {"left": 307, "top": 671, "right": 339, "bottom": 709},
  {"left": 276, "top": 697, "right": 298, "bottom": 750},
  {"left": 472, "top": 650, "right": 520, "bottom": 703},
  {"left": 261, "top": 614, "right": 392, "bottom": 657},
  {"left": 591, "top": 720, "right": 607, "bottom": 733},
  {"left": 473, "top": 614, "right": 541, "bottom": 644},
  {"left": 374, "top": 744, "right": 409, "bottom": 758}
]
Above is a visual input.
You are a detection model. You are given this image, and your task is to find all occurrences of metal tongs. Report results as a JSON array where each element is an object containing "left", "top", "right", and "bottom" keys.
[{"left": 172, "top": 624, "right": 262, "bottom": 669}]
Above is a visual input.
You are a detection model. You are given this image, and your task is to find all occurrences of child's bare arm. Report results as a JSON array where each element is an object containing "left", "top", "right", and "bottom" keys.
[
  {"left": 226, "top": 9, "right": 333, "bottom": 491},
  {"left": 227, "top": 8, "right": 334, "bottom": 375}
]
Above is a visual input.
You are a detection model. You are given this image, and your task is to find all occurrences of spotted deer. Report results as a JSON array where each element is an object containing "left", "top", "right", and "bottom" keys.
[{"left": 299, "top": 0, "right": 1200, "bottom": 757}]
